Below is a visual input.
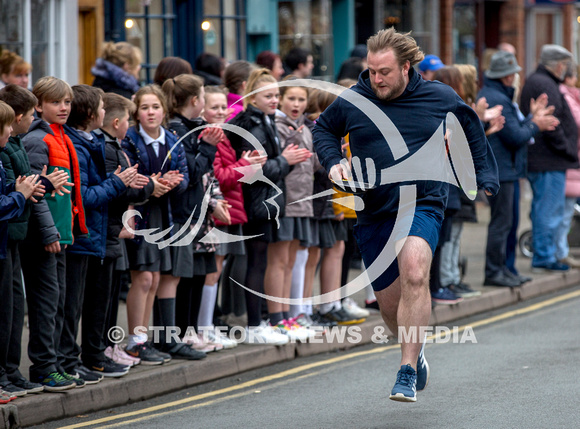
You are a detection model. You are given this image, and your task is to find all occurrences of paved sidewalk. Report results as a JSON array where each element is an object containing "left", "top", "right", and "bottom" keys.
[{"left": 3, "top": 198, "right": 580, "bottom": 428}]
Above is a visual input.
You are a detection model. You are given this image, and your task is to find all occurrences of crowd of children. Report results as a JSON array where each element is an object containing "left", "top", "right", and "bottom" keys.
[{"left": 0, "top": 45, "right": 373, "bottom": 403}]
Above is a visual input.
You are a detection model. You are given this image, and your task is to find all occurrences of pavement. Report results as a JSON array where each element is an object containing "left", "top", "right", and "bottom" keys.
[{"left": 3, "top": 191, "right": 580, "bottom": 428}]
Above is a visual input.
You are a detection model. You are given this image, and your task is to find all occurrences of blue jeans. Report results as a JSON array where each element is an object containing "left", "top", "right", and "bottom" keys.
[
  {"left": 555, "top": 197, "right": 576, "bottom": 260},
  {"left": 527, "top": 171, "right": 566, "bottom": 266}
]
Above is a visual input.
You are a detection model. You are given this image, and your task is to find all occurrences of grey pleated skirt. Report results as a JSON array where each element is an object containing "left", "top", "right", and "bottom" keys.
[
  {"left": 215, "top": 224, "right": 246, "bottom": 256},
  {"left": 311, "top": 218, "right": 336, "bottom": 249},
  {"left": 169, "top": 223, "right": 217, "bottom": 278},
  {"left": 273, "top": 216, "right": 314, "bottom": 245},
  {"left": 126, "top": 205, "right": 172, "bottom": 272}
]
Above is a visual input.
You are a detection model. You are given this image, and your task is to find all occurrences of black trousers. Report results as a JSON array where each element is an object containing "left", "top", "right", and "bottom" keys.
[
  {"left": 0, "top": 245, "right": 12, "bottom": 381},
  {"left": 6, "top": 241, "right": 25, "bottom": 378},
  {"left": 485, "top": 181, "right": 515, "bottom": 279},
  {"left": 82, "top": 256, "right": 114, "bottom": 364},
  {"left": 104, "top": 268, "right": 125, "bottom": 348},
  {"left": 20, "top": 240, "right": 63, "bottom": 380},
  {"left": 0, "top": 241, "right": 26, "bottom": 381},
  {"left": 60, "top": 253, "right": 88, "bottom": 373}
]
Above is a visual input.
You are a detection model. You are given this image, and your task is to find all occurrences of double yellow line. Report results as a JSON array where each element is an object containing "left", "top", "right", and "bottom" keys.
[{"left": 59, "top": 288, "right": 580, "bottom": 429}]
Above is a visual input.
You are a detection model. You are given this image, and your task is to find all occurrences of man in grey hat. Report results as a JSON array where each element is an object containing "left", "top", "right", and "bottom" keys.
[
  {"left": 478, "top": 51, "right": 559, "bottom": 286},
  {"left": 520, "top": 45, "right": 579, "bottom": 272}
]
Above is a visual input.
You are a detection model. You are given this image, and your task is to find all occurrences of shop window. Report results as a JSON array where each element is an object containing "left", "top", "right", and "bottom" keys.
[
  {"left": 453, "top": 3, "right": 476, "bottom": 65},
  {"left": 382, "top": 0, "right": 440, "bottom": 56},
  {"left": 125, "top": 0, "right": 176, "bottom": 83},
  {"left": 203, "top": 0, "right": 247, "bottom": 61},
  {"left": 279, "top": 0, "right": 333, "bottom": 81}
]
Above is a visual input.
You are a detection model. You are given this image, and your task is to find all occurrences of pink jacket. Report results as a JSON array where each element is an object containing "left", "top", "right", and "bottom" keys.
[
  {"left": 560, "top": 84, "right": 580, "bottom": 197},
  {"left": 227, "top": 93, "right": 244, "bottom": 122}
]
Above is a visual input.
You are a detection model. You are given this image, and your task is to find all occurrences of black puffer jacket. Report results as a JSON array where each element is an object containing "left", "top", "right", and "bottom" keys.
[
  {"left": 520, "top": 64, "right": 579, "bottom": 172},
  {"left": 166, "top": 114, "right": 218, "bottom": 225},
  {"left": 226, "top": 104, "right": 291, "bottom": 221}
]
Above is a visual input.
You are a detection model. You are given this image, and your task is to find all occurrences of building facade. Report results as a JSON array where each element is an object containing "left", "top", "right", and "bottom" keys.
[
  {"left": 0, "top": 0, "right": 79, "bottom": 85},
  {"left": 1, "top": 0, "right": 579, "bottom": 87}
]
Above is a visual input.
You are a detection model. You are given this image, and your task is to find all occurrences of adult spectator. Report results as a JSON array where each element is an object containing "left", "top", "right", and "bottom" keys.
[
  {"left": 417, "top": 54, "right": 444, "bottom": 81},
  {"left": 193, "top": 53, "right": 223, "bottom": 85},
  {"left": 479, "top": 51, "right": 559, "bottom": 286},
  {"left": 350, "top": 44, "right": 368, "bottom": 69},
  {"left": 91, "top": 42, "right": 142, "bottom": 99},
  {"left": 336, "top": 57, "right": 364, "bottom": 81},
  {"left": 256, "top": 51, "right": 284, "bottom": 81},
  {"left": 0, "top": 51, "right": 32, "bottom": 90},
  {"left": 153, "top": 56, "right": 192, "bottom": 86},
  {"left": 224, "top": 60, "right": 254, "bottom": 121},
  {"left": 556, "top": 62, "right": 580, "bottom": 268},
  {"left": 520, "top": 45, "right": 578, "bottom": 272},
  {"left": 284, "top": 47, "right": 314, "bottom": 78}
]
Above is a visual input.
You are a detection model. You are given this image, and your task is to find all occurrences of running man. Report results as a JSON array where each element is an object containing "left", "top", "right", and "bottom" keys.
[{"left": 313, "top": 28, "right": 499, "bottom": 402}]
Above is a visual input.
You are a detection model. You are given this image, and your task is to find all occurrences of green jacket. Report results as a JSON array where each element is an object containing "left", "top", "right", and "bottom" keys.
[{"left": 0, "top": 136, "right": 32, "bottom": 241}]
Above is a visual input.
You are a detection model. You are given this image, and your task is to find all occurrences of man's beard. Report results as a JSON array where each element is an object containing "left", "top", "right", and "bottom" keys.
[{"left": 371, "top": 74, "right": 406, "bottom": 101}]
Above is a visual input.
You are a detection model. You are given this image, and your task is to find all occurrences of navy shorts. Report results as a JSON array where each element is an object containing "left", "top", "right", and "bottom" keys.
[{"left": 353, "top": 207, "right": 443, "bottom": 292}]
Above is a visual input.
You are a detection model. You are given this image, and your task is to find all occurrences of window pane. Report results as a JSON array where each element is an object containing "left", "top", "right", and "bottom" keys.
[
  {"left": 0, "top": 0, "right": 24, "bottom": 54},
  {"left": 279, "top": 0, "right": 333, "bottom": 80},
  {"left": 31, "top": 0, "right": 50, "bottom": 83},
  {"left": 453, "top": 5, "right": 476, "bottom": 65},
  {"left": 203, "top": 19, "right": 222, "bottom": 58},
  {"left": 126, "top": 0, "right": 145, "bottom": 15}
]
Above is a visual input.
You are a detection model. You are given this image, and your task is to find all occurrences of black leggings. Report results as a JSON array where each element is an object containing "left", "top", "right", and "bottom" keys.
[{"left": 175, "top": 275, "right": 205, "bottom": 335}]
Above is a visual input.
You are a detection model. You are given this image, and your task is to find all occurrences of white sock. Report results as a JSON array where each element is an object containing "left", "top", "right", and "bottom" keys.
[
  {"left": 319, "top": 302, "right": 334, "bottom": 314},
  {"left": 306, "top": 303, "right": 313, "bottom": 315},
  {"left": 365, "top": 285, "right": 376, "bottom": 302},
  {"left": 128, "top": 333, "right": 147, "bottom": 349},
  {"left": 333, "top": 300, "right": 342, "bottom": 311},
  {"left": 198, "top": 283, "right": 218, "bottom": 330},
  {"left": 290, "top": 248, "right": 308, "bottom": 318}
]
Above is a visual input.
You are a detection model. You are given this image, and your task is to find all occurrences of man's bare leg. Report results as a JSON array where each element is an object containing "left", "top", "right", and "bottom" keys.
[{"left": 375, "top": 236, "right": 432, "bottom": 370}]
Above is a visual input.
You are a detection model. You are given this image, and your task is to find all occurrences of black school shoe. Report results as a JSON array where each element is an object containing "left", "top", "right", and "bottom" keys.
[
  {"left": 166, "top": 343, "right": 207, "bottom": 360},
  {"left": 0, "top": 381, "right": 27, "bottom": 397},
  {"left": 147, "top": 342, "right": 172, "bottom": 363},
  {"left": 7, "top": 375, "right": 44, "bottom": 393},
  {"left": 126, "top": 343, "right": 164, "bottom": 366}
]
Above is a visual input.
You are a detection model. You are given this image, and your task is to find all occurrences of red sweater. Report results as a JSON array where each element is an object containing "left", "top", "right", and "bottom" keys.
[{"left": 213, "top": 136, "right": 250, "bottom": 226}]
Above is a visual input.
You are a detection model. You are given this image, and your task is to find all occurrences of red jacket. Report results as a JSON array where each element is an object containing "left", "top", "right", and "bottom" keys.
[{"left": 213, "top": 136, "right": 250, "bottom": 226}]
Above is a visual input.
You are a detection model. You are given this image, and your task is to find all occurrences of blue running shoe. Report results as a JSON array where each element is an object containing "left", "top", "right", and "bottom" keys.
[
  {"left": 389, "top": 364, "right": 417, "bottom": 402},
  {"left": 416, "top": 343, "right": 430, "bottom": 391}
]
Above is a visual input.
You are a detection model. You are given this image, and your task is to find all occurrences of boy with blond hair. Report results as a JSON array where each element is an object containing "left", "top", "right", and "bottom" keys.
[
  {"left": 21, "top": 76, "right": 88, "bottom": 391},
  {"left": 0, "top": 84, "right": 71, "bottom": 395}
]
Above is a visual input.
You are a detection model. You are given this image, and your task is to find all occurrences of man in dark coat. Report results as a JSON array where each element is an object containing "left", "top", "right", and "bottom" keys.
[
  {"left": 520, "top": 45, "right": 578, "bottom": 272},
  {"left": 478, "top": 51, "right": 559, "bottom": 286}
]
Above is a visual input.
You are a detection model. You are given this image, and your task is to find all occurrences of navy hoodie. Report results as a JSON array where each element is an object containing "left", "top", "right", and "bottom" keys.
[{"left": 313, "top": 67, "right": 499, "bottom": 225}]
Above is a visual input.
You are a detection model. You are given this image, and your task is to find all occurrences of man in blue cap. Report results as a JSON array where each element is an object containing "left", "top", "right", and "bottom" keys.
[{"left": 418, "top": 54, "right": 444, "bottom": 81}]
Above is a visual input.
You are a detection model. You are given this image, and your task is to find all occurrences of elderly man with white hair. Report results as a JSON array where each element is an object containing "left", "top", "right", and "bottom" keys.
[{"left": 520, "top": 45, "right": 579, "bottom": 272}]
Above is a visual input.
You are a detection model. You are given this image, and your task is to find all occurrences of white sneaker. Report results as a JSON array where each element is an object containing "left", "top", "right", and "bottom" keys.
[
  {"left": 274, "top": 319, "right": 315, "bottom": 342},
  {"left": 343, "top": 297, "right": 370, "bottom": 318},
  {"left": 204, "top": 329, "right": 238, "bottom": 349},
  {"left": 244, "top": 321, "right": 289, "bottom": 345}
]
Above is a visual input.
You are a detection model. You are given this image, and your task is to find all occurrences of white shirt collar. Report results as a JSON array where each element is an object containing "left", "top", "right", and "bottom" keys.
[
  {"left": 139, "top": 124, "right": 165, "bottom": 156},
  {"left": 76, "top": 129, "right": 93, "bottom": 140},
  {"left": 139, "top": 124, "right": 165, "bottom": 145}
]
